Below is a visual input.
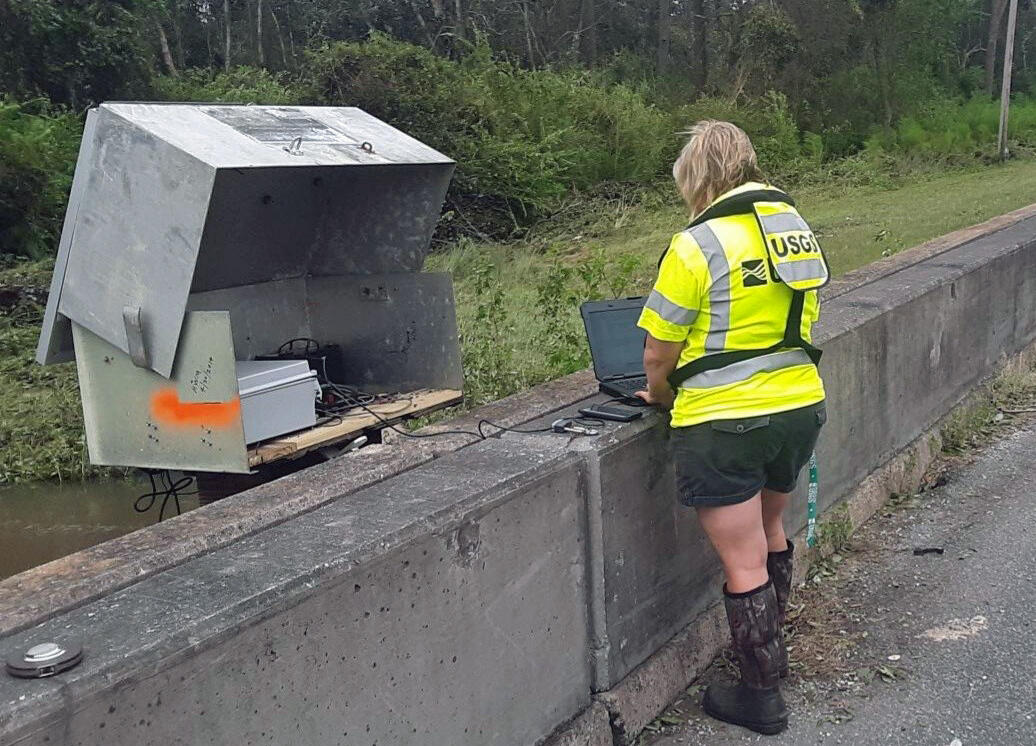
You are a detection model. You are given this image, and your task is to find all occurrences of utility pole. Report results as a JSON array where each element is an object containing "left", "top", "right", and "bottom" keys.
[{"left": 998, "top": 0, "right": 1019, "bottom": 160}]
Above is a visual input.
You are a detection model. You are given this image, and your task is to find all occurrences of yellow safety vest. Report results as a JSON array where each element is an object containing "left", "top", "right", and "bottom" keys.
[{"left": 637, "top": 182, "right": 827, "bottom": 428}]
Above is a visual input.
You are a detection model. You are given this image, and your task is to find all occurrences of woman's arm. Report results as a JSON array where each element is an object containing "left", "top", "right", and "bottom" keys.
[{"left": 636, "top": 334, "right": 684, "bottom": 409}]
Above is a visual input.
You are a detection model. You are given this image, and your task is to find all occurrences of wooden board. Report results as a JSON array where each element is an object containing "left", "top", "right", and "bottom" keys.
[{"left": 247, "top": 389, "right": 463, "bottom": 467}]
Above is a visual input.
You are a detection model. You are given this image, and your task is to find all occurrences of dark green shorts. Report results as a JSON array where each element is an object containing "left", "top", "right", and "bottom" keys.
[{"left": 670, "top": 401, "right": 827, "bottom": 507}]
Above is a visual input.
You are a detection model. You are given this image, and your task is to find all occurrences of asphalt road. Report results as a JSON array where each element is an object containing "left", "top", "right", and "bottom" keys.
[{"left": 649, "top": 423, "right": 1036, "bottom": 746}]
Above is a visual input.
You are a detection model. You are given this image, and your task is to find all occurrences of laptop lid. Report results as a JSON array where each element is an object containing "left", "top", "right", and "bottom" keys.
[{"left": 580, "top": 297, "right": 647, "bottom": 381}]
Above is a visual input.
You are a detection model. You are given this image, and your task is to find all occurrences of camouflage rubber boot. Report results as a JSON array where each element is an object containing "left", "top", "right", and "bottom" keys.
[
  {"left": 702, "top": 580, "right": 788, "bottom": 736},
  {"left": 767, "top": 539, "right": 794, "bottom": 678}
]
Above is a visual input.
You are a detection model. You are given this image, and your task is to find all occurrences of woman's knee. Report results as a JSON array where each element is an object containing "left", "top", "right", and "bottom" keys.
[{"left": 722, "top": 549, "right": 769, "bottom": 592}]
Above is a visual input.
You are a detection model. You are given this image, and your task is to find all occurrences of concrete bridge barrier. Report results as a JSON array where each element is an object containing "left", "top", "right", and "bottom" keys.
[{"left": 2, "top": 206, "right": 1035, "bottom": 745}]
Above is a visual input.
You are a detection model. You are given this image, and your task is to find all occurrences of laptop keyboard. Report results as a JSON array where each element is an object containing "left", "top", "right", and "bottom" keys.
[{"left": 606, "top": 376, "right": 647, "bottom": 395}]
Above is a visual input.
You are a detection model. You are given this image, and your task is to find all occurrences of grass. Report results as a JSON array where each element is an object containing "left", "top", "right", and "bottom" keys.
[
  {"left": 4, "top": 157, "right": 1036, "bottom": 483},
  {"left": 0, "top": 258, "right": 98, "bottom": 483},
  {"left": 804, "top": 158, "right": 1036, "bottom": 274},
  {"left": 940, "top": 354, "right": 1036, "bottom": 454}
]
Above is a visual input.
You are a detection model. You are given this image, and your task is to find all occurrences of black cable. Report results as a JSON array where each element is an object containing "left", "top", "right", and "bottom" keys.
[
  {"left": 476, "top": 419, "right": 554, "bottom": 438},
  {"left": 282, "top": 338, "right": 604, "bottom": 443},
  {"left": 351, "top": 398, "right": 484, "bottom": 441},
  {"left": 277, "top": 337, "right": 321, "bottom": 356},
  {"left": 310, "top": 353, "right": 483, "bottom": 440},
  {"left": 135, "top": 469, "right": 196, "bottom": 522}
]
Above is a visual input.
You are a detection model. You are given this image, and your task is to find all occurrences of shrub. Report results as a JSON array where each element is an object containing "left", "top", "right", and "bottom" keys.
[
  {"left": 673, "top": 91, "right": 806, "bottom": 180},
  {"left": 0, "top": 0, "right": 154, "bottom": 107},
  {"left": 0, "top": 99, "right": 81, "bottom": 259},
  {"left": 869, "top": 96, "right": 1036, "bottom": 158},
  {"left": 308, "top": 34, "right": 675, "bottom": 231},
  {"left": 150, "top": 67, "right": 311, "bottom": 105}
]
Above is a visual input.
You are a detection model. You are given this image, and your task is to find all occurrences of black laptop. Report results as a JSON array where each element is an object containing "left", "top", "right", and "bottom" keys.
[{"left": 580, "top": 297, "right": 648, "bottom": 400}]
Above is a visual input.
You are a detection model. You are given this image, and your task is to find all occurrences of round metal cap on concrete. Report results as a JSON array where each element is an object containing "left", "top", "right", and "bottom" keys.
[{"left": 5, "top": 641, "right": 83, "bottom": 679}]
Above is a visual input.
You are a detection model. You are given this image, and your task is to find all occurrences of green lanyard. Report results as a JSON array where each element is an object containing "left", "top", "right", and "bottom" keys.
[{"left": 806, "top": 451, "right": 819, "bottom": 548}]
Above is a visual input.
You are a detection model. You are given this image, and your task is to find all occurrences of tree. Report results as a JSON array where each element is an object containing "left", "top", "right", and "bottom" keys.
[
  {"left": 0, "top": 0, "right": 156, "bottom": 107},
  {"left": 693, "top": 0, "right": 709, "bottom": 89},
  {"left": 657, "top": 0, "right": 671, "bottom": 73},
  {"left": 987, "top": 0, "right": 1010, "bottom": 94},
  {"left": 224, "top": 0, "right": 232, "bottom": 70}
]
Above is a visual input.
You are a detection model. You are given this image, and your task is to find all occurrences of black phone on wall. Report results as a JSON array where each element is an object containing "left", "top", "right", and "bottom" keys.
[{"left": 578, "top": 403, "right": 644, "bottom": 423}]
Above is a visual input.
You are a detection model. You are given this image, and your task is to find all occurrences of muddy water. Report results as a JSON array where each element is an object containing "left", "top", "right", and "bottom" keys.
[{"left": 0, "top": 481, "right": 199, "bottom": 581}]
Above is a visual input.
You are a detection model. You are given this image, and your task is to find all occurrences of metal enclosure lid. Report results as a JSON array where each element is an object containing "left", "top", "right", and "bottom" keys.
[{"left": 37, "top": 103, "right": 456, "bottom": 378}]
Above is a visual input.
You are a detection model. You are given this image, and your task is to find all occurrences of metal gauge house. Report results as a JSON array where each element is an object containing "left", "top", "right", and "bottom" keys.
[{"left": 36, "top": 103, "right": 463, "bottom": 475}]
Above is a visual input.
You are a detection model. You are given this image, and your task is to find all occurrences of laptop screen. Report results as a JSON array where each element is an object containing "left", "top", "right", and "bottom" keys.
[{"left": 580, "top": 297, "right": 647, "bottom": 380}]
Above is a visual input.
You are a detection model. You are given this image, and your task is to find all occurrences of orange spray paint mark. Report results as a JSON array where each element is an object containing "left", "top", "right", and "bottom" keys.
[{"left": 150, "top": 388, "right": 241, "bottom": 428}]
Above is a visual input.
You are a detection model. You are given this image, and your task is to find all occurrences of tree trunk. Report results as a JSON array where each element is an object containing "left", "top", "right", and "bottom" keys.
[
  {"left": 986, "top": 0, "right": 1009, "bottom": 96},
  {"left": 270, "top": 8, "right": 289, "bottom": 69},
  {"left": 157, "top": 21, "right": 178, "bottom": 76},
  {"left": 693, "top": 0, "right": 708, "bottom": 89},
  {"left": 407, "top": 0, "right": 436, "bottom": 47},
  {"left": 657, "top": 0, "right": 671, "bottom": 74},
  {"left": 521, "top": 1, "right": 536, "bottom": 67},
  {"left": 224, "top": 0, "right": 232, "bottom": 71},
  {"left": 871, "top": 33, "right": 893, "bottom": 128},
  {"left": 572, "top": 0, "right": 597, "bottom": 63},
  {"left": 174, "top": 13, "right": 185, "bottom": 69},
  {"left": 285, "top": 0, "right": 297, "bottom": 63},
  {"left": 206, "top": 20, "right": 213, "bottom": 68},
  {"left": 585, "top": 0, "right": 598, "bottom": 64},
  {"left": 453, "top": 0, "right": 465, "bottom": 42},
  {"left": 256, "top": 0, "right": 265, "bottom": 67}
]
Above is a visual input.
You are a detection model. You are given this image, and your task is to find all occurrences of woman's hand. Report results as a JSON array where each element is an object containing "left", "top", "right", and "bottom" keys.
[
  {"left": 636, "top": 387, "right": 675, "bottom": 410},
  {"left": 640, "top": 334, "right": 683, "bottom": 411}
]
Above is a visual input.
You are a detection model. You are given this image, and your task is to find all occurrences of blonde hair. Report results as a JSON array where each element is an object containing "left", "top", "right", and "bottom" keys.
[{"left": 673, "top": 120, "right": 764, "bottom": 218}]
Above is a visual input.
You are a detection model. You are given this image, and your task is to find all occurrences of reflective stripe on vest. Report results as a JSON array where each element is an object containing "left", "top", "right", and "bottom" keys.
[
  {"left": 686, "top": 223, "right": 731, "bottom": 353},
  {"left": 753, "top": 201, "right": 830, "bottom": 291},
  {"left": 679, "top": 349, "right": 814, "bottom": 390},
  {"left": 644, "top": 289, "right": 697, "bottom": 326}
]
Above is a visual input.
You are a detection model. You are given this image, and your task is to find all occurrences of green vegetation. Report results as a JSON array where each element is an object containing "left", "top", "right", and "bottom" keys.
[
  {"left": 3, "top": 2, "right": 1036, "bottom": 481},
  {"left": 0, "top": 100, "right": 81, "bottom": 258},
  {"left": 310, "top": 35, "right": 677, "bottom": 232},
  {"left": 0, "top": 258, "right": 92, "bottom": 483},
  {"left": 940, "top": 354, "right": 1036, "bottom": 454}
]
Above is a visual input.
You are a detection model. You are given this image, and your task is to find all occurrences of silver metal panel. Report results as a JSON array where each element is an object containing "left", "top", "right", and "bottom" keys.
[
  {"left": 106, "top": 104, "right": 453, "bottom": 168},
  {"left": 306, "top": 163, "right": 454, "bottom": 276},
  {"left": 56, "top": 106, "right": 217, "bottom": 378},
  {"left": 35, "top": 109, "right": 101, "bottom": 365},
  {"left": 186, "top": 278, "right": 309, "bottom": 360},
  {"left": 73, "top": 312, "right": 249, "bottom": 473},
  {"left": 307, "top": 273, "right": 463, "bottom": 392},
  {"left": 190, "top": 162, "right": 454, "bottom": 291}
]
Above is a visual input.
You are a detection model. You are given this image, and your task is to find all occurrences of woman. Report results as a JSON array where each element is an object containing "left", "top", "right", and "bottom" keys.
[{"left": 636, "top": 120, "right": 828, "bottom": 736}]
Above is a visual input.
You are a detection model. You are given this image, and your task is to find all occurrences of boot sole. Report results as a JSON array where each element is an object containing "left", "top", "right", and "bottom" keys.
[{"left": 702, "top": 699, "right": 788, "bottom": 736}]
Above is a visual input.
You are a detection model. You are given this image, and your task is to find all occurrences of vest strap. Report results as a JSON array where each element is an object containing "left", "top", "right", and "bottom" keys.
[
  {"left": 667, "top": 290, "right": 822, "bottom": 391},
  {"left": 658, "top": 188, "right": 796, "bottom": 268}
]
